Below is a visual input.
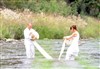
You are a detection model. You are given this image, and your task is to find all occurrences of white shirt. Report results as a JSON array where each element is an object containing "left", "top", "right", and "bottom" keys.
[{"left": 24, "top": 28, "right": 39, "bottom": 45}]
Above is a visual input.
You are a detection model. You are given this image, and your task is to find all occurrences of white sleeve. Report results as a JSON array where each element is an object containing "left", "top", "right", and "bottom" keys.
[
  {"left": 35, "top": 31, "right": 39, "bottom": 39},
  {"left": 24, "top": 29, "right": 31, "bottom": 39},
  {"left": 32, "top": 29, "right": 39, "bottom": 39}
]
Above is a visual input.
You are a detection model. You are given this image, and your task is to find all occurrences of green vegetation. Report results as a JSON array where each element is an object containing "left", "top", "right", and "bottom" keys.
[
  {"left": 0, "top": 0, "right": 72, "bottom": 16},
  {"left": 0, "top": 0, "right": 100, "bottom": 39},
  {"left": 0, "top": 13, "right": 100, "bottom": 39},
  {"left": 79, "top": 16, "right": 100, "bottom": 39},
  {"left": 0, "top": 0, "right": 100, "bottom": 17}
]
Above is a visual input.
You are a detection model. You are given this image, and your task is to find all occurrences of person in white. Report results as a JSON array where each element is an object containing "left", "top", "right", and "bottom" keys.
[
  {"left": 24, "top": 23, "right": 39, "bottom": 58},
  {"left": 64, "top": 25, "right": 80, "bottom": 60}
]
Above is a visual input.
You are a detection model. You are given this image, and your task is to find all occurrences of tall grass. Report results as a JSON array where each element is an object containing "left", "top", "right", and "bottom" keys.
[
  {"left": 0, "top": 12, "right": 100, "bottom": 39},
  {"left": 79, "top": 16, "right": 100, "bottom": 39}
]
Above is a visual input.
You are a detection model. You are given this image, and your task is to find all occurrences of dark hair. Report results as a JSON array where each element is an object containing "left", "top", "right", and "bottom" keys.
[{"left": 70, "top": 25, "right": 77, "bottom": 30}]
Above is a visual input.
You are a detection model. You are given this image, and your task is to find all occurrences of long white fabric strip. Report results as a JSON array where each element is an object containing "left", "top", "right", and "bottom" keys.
[
  {"left": 58, "top": 39, "right": 66, "bottom": 60},
  {"left": 33, "top": 41, "right": 53, "bottom": 60}
]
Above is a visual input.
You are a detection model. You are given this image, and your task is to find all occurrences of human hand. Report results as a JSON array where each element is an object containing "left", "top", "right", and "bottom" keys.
[
  {"left": 31, "top": 34, "right": 35, "bottom": 40},
  {"left": 63, "top": 36, "right": 71, "bottom": 40}
]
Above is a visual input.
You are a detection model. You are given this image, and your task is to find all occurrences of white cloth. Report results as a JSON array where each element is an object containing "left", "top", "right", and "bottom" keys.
[
  {"left": 65, "top": 31, "right": 80, "bottom": 60},
  {"left": 24, "top": 28, "right": 39, "bottom": 58},
  {"left": 58, "top": 36, "right": 72, "bottom": 60},
  {"left": 64, "top": 36, "right": 72, "bottom": 46}
]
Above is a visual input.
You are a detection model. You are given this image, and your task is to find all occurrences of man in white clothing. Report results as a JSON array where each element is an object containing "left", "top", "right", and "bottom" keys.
[{"left": 24, "top": 23, "right": 39, "bottom": 58}]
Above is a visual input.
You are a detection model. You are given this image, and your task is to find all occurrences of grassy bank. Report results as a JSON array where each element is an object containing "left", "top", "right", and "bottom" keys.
[{"left": 0, "top": 11, "right": 100, "bottom": 39}]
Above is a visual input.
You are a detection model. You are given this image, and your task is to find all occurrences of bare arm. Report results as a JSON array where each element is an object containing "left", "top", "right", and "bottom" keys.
[{"left": 66, "top": 33, "right": 77, "bottom": 40}]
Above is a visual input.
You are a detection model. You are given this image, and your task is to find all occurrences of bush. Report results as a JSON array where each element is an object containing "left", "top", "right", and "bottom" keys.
[
  {"left": 34, "top": 26, "right": 64, "bottom": 39},
  {"left": 1, "top": 26, "right": 11, "bottom": 39},
  {"left": 14, "top": 24, "right": 25, "bottom": 40},
  {"left": 0, "top": 0, "right": 72, "bottom": 16},
  {"left": 0, "top": 9, "right": 99, "bottom": 39},
  {"left": 1, "top": 0, "right": 99, "bottom": 18}
]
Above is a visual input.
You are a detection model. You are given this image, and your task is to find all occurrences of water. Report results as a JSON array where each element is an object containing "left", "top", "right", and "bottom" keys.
[{"left": 0, "top": 39, "right": 99, "bottom": 69}]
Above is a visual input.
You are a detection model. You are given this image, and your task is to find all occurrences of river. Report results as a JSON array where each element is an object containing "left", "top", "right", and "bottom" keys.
[{"left": 0, "top": 39, "right": 99, "bottom": 69}]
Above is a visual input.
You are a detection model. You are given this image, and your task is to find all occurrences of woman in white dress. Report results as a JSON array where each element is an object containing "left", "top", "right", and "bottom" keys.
[{"left": 64, "top": 25, "right": 80, "bottom": 60}]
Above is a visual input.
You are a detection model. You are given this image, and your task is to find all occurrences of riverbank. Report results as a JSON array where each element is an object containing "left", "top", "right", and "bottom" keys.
[{"left": 0, "top": 8, "right": 100, "bottom": 39}]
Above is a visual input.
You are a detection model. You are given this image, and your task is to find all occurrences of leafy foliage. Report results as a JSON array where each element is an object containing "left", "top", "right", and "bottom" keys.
[
  {"left": 65, "top": 0, "right": 100, "bottom": 17},
  {"left": 0, "top": 0, "right": 99, "bottom": 17}
]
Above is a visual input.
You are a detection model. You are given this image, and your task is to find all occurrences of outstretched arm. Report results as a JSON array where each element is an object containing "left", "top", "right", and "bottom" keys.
[{"left": 65, "top": 33, "right": 77, "bottom": 40}]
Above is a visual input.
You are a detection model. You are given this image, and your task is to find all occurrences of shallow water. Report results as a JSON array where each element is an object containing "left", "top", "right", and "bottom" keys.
[{"left": 0, "top": 39, "right": 99, "bottom": 69}]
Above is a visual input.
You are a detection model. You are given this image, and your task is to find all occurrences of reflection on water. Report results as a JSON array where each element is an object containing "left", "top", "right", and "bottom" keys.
[{"left": 0, "top": 39, "right": 99, "bottom": 68}]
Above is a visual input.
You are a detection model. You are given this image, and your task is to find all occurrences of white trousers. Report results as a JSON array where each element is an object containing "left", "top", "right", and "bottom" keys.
[{"left": 25, "top": 43, "right": 35, "bottom": 58}]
